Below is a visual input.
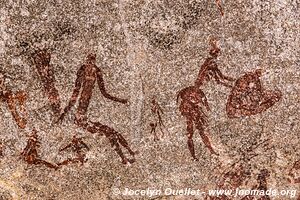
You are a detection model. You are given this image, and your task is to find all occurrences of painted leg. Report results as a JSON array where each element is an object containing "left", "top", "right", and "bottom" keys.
[
  {"left": 115, "top": 132, "right": 135, "bottom": 156},
  {"left": 57, "top": 158, "right": 77, "bottom": 166},
  {"left": 150, "top": 123, "right": 159, "bottom": 141},
  {"left": 91, "top": 121, "right": 135, "bottom": 157},
  {"left": 186, "top": 119, "right": 197, "bottom": 160},
  {"left": 107, "top": 134, "right": 133, "bottom": 164},
  {"left": 58, "top": 157, "right": 85, "bottom": 166},
  {"left": 77, "top": 118, "right": 134, "bottom": 164},
  {"left": 196, "top": 122, "right": 217, "bottom": 155},
  {"left": 34, "top": 159, "right": 58, "bottom": 170}
]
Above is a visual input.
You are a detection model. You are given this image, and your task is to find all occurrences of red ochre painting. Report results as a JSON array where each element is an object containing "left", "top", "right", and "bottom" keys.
[{"left": 0, "top": 0, "right": 298, "bottom": 199}]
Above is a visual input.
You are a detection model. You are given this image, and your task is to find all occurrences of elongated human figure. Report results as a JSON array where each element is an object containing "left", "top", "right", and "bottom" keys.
[
  {"left": 57, "top": 53, "right": 135, "bottom": 164},
  {"left": 149, "top": 96, "right": 169, "bottom": 141},
  {"left": 177, "top": 40, "right": 233, "bottom": 159}
]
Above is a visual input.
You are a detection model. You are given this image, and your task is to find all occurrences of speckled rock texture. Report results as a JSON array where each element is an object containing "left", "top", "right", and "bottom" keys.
[{"left": 0, "top": 0, "right": 299, "bottom": 199}]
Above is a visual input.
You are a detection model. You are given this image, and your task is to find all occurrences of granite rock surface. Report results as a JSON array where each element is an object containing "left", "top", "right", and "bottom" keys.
[{"left": 0, "top": 0, "right": 299, "bottom": 199}]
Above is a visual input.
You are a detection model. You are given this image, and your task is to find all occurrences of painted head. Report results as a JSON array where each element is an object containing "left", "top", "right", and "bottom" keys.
[
  {"left": 30, "top": 128, "right": 38, "bottom": 141},
  {"left": 209, "top": 38, "right": 220, "bottom": 57},
  {"left": 33, "top": 49, "right": 51, "bottom": 65},
  {"left": 254, "top": 69, "right": 263, "bottom": 77},
  {"left": 87, "top": 53, "right": 96, "bottom": 64}
]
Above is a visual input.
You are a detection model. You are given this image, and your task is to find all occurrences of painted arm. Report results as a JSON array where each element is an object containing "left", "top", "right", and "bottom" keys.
[
  {"left": 215, "top": 67, "right": 235, "bottom": 82},
  {"left": 21, "top": 143, "right": 31, "bottom": 156},
  {"left": 80, "top": 140, "right": 89, "bottom": 150},
  {"left": 21, "top": 140, "right": 38, "bottom": 156},
  {"left": 201, "top": 93, "right": 210, "bottom": 112},
  {"left": 195, "top": 58, "right": 215, "bottom": 87},
  {"left": 96, "top": 67, "right": 128, "bottom": 104},
  {"left": 157, "top": 103, "right": 164, "bottom": 115},
  {"left": 59, "top": 143, "right": 72, "bottom": 152},
  {"left": 56, "top": 66, "right": 85, "bottom": 123},
  {"left": 211, "top": 68, "right": 234, "bottom": 88}
]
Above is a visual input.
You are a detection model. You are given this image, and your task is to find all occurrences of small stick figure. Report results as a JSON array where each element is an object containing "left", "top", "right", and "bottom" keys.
[
  {"left": 226, "top": 69, "right": 282, "bottom": 118},
  {"left": 177, "top": 86, "right": 217, "bottom": 160},
  {"left": 21, "top": 129, "right": 58, "bottom": 169},
  {"left": 57, "top": 53, "right": 135, "bottom": 164},
  {"left": 33, "top": 49, "right": 62, "bottom": 118},
  {"left": 0, "top": 74, "right": 28, "bottom": 129},
  {"left": 58, "top": 135, "right": 89, "bottom": 166},
  {"left": 149, "top": 96, "right": 169, "bottom": 141},
  {"left": 195, "top": 39, "right": 235, "bottom": 88}
]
